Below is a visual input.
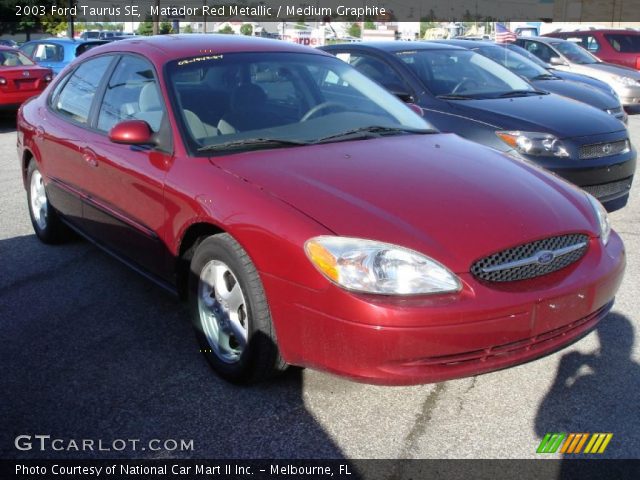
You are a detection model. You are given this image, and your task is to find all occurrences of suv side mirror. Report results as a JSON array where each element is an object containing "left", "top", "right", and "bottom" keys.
[{"left": 109, "top": 120, "right": 154, "bottom": 145}]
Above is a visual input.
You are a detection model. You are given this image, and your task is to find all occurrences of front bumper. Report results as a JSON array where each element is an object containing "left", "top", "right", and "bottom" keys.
[
  {"left": 522, "top": 132, "right": 636, "bottom": 211},
  {"left": 262, "top": 234, "right": 625, "bottom": 385},
  {"left": 614, "top": 84, "right": 640, "bottom": 106}
]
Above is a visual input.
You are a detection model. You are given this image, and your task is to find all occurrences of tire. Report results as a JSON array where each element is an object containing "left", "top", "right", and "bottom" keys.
[
  {"left": 188, "top": 233, "right": 286, "bottom": 384},
  {"left": 26, "top": 160, "right": 68, "bottom": 244}
]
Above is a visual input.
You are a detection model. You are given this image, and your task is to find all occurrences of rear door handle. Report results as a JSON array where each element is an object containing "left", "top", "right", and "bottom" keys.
[{"left": 82, "top": 148, "right": 98, "bottom": 168}]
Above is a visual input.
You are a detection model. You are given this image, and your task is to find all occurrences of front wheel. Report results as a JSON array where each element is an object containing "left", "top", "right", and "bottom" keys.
[
  {"left": 188, "top": 233, "right": 286, "bottom": 383},
  {"left": 26, "top": 160, "right": 68, "bottom": 244}
]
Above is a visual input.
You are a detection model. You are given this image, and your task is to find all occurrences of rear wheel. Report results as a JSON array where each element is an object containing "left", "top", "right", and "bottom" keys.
[
  {"left": 26, "top": 160, "right": 68, "bottom": 244},
  {"left": 188, "top": 233, "right": 286, "bottom": 383}
]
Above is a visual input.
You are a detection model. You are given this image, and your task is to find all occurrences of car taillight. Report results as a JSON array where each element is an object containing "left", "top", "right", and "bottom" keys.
[
  {"left": 43, "top": 74, "right": 52, "bottom": 82},
  {"left": 636, "top": 56, "right": 640, "bottom": 70}
]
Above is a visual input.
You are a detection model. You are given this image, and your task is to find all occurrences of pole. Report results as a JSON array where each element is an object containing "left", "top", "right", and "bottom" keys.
[{"left": 67, "top": 0, "right": 74, "bottom": 38}]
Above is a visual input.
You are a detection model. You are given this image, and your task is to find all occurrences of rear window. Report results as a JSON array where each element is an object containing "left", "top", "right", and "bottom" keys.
[
  {"left": 605, "top": 34, "right": 640, "bottom": 53},
  {"left": 0, "top": 50, "right": 35, "bottom": 66}
]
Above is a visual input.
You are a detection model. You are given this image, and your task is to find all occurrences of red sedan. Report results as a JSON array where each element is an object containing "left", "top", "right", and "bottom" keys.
[
  {"left": 17, "top": 35, "right": 625, "bottom": 385},
  {"left": 0, "top": 46, "right": 52, "bottom": 110}
]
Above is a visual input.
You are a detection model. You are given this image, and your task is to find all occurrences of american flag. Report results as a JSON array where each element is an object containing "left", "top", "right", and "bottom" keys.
[{"left": 495, "top": 23, "right": 517, "bottom": 43}]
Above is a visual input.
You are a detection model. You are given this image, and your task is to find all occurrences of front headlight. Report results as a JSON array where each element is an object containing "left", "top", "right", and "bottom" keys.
[
  {"left": 496, "top": 131, "right": 570, "bottom": 158},
  {"left": 613, "top": 76, "right": 638, "bottom": 87},
  {"left": 304, "top": 236, "right": 461, "bottom": 295},
  {"left": 585, "top": 193, "right": 611, "bottom": 245}
]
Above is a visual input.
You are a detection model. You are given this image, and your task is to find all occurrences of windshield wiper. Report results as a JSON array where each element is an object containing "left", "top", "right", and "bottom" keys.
[
  {"left": 496, "top": 89, "right": 548, "bottom": 98},
  {"left": 532, "top": 73, "right": 559, "bottom": 80},
  {"left": 436, "top": 93, "right": 475, "bottom": 100},
  {"left": 313, "top": 126, "right": 434, "bottom": 144},
  {"left": 198, "top": 137, "right": 309, "bottom": 152}
]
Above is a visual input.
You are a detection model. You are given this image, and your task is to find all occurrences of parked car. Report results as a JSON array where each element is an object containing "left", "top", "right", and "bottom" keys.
[
  {"left": 545, "top": 29, "right": 640, "bottom": 70},
  {"left": 79, "top": 30, "right": 101, "bottom": 40},
  {"left": 18, "top": 35, "right": 625, "bottom": 385},
  {"left": 514, "top": 36, "right": 640, "bottom": 108},
  {"left": 438, "top": 39, "right": 627, "bottom": 123},
  {"left": 0, "top": 38, "right": 18, "bottom": 48},
  {"left": 504, "top": 43, "right": 621, "bottom": 98},
  {"left": 321, "top": 42, "right": 635, "bottom": 210},
  {"left": 0, "top": 46, "right": 52, "bottom": 109},
  {"left": 19, "top": 38, "right": 109, "bottom": 75}
]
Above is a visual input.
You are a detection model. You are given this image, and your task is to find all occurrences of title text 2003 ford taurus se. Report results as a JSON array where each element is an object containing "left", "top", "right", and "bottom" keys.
[{"left": 17, "top": 35, "right": 625, "bottom": 385}]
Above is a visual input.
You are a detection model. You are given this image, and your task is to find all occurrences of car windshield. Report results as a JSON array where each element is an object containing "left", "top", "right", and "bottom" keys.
[
  {"left": 605, "top": 33, "right": 640, "bottom": 53},
  {"left": 165, "top": 52, "right": 433, "bottom": 154},
  {"left": 551, "top": 41, "right": 600, "bottom": 64},
  {"left": 0, "top": 50, "right": 35, "bottom": 66},
  {"left": 394, "top": 49, "right": 536, "bottom": 98},
  {"left": 474, "top": 45, "right": 549, "bottom": 80}
]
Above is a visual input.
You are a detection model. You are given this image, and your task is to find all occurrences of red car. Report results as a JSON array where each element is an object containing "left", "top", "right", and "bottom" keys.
[
  {"left": 17, "top": 35, "right": 625, "bottom": 385},
  {"left": 546, "top": 30, "right": 640, "bottom": 70},
  {"left": 0, "top": 46, "right": 52, "bottom": 109}
]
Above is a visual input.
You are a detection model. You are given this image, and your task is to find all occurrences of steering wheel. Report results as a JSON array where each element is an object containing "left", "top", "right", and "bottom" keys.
[
  {"left": 301, "top": 102, "right": 347, "bottom": 122},
  {"left": 452, "top": 78, "right": 480, "bottom": 94}
]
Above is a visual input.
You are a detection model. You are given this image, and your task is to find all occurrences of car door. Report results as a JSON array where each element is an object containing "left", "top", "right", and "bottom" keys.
[
  {"left": 80, "top": 54, "right": 173, "bottom": 281},
  {"left": 39, "top": 55, "right": 115, "bottom": 226}
]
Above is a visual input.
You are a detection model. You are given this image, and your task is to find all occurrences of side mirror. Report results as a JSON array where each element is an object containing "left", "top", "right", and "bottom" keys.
[
  {"left": 390, "top": 89, "right": 415, "bottom": 103},
  {"left": 407, "top": 103, "right": 424, "bottom": 117},
  {"left": 549, "top": 56, "right": 568, "bottom": 66},
  {"left": 108, "top": 120, "right": 154, "bottom": 145}
]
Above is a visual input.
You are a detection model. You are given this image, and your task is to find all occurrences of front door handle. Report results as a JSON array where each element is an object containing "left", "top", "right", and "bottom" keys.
[{"left": 82, "top": 148, "right": 98, "bottom": 168}]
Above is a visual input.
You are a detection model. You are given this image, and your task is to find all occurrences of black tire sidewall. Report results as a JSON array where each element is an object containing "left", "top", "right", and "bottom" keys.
[
  {"left": 188, "top": 234, "right": 275, "bottom": 383},
  {"left": 26, "top": 160, "right": 57, "bottom": 243}
]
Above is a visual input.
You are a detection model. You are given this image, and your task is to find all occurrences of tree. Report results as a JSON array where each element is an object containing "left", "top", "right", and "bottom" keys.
[
  {"left": 183, "top": 24, "right": 193, "bottom": 34},
  {"left": 159, "top": 22, "right": 173, "bottom": 34},
  {"left": 240, "top": 24, "right": 253, "bottom": 36},
  {"left": 41, "top": 16, "right": 67, "bottom": 36},
  {"left": 364, "top": 21, "right": 375, "bottom": 30},
  {"left": 218, "top": 25, "right": 234, "bottom": 35},
  {"left": 347, "top": 23, "right": 361, "bottom": 38},
  {"left": 138, "top": 19, "right": 154, "bottom": 36}
]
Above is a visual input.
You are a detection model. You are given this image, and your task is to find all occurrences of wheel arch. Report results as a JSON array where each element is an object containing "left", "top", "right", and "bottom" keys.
[
  {"left": 21, "top": 148, "right": 35, "bottom": 188},
  {"left": 176, "top": 221, "right": 226, "bottom": 299}
]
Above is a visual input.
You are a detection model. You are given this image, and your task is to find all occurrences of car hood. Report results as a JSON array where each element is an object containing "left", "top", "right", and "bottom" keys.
[
  {"left": 442, "top": 93, "right": 622, "bottom": 137},
  {"left": 211, "top": 134, "right": 598, "bottom": 273},
  {"left": 569, "top": 62, "right": 640, "bottom": 80},
  {"left": 533, "top": 79, "right": 618, "bottom": 110}
]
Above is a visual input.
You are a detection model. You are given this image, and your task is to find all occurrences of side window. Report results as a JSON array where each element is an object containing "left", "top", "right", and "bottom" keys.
[
  {"left": 31, "top": 43, "right": 64, "bottom": 62},
  {"left": 20, "top": 44, "right": 35, "bottom": 57},
  {"left": 524, "top": 41, "right": 556, "bottom": 63},
  {"left": 97, "top": 55, "right": 164, "bottom": 133},
  {"left": 586, "top": 36, "right": 601, "bottom": 53},
  {"left": 348, "top": 53, "right": 407, "bottom": 91},
  {"left": 53, "top": 56, "right": 113, "bottom": 124}
]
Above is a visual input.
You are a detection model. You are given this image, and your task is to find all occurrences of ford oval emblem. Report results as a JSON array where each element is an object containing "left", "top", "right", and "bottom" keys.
[{"left": 536, "top": 251, "right": 555, "bottom": 265}]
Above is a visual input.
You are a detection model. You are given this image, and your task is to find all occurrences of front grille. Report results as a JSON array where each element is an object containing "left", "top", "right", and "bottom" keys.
[
  {"left": 579, "top": 139, "right": 629, "bottom": 159},
  {"left": 471, "top": 234, "right": 589, "bottom": 282},
  {"left": 583, "top": 176, "right": 633, "bottom": 200}
]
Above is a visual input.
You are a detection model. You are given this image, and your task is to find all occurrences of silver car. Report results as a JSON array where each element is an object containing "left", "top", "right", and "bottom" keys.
[{"left": 516, "top": 36, "right": 640, "bottom": 107}]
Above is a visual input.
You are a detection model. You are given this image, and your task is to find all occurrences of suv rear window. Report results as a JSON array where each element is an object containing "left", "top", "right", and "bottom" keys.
[{"left": 605, "top": 34, "right": 640, "bottom": 53}]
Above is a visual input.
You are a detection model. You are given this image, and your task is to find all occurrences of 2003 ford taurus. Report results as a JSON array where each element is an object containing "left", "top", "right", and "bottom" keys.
[{"left": 17, "top": 35, "right": 625, "bottom": 385}]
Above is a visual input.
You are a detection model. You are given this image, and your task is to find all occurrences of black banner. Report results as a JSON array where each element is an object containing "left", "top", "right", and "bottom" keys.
[
  {"left": 2, "top": 0, "right": 640, "bottom": 23},
  {"left": 3, "top": 459, "right": 640, "bottom": 480}
]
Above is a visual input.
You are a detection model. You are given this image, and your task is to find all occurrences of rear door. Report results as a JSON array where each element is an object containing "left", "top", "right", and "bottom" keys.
[{"left": 40, "top": 55, "right": 115, "bottom": 225}]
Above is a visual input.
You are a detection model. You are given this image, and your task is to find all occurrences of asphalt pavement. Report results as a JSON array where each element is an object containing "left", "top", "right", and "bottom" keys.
[{"left": 1, "top": 113, "right": 638, "bottom": 461}]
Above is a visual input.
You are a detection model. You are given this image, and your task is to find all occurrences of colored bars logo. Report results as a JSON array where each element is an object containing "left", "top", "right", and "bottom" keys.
[{"left": 537, "top": 433, "right": 613, "bottom": 454}]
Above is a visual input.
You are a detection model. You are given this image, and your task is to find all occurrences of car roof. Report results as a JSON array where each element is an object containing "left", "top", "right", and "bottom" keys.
[
  {"left": 88, "top": 34, "right": 327, "bottom": 59},
  {"left": 323, "top": 41, "right": 465, "bottom": 52},
  {"left": 549, "top": 29, "right": 640, "bottom": 35},
  {"left": 517, "top": 36, "right": 567, "bottom": 44},
  {"left": 0, "top": 45, "right": 18, "bottom": 52},
  {"left": 25, "top": 37, "right": 104, "bottom": 45},
  {"left": 434, "top": 39, "right": 497, "bottom": 49}
]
